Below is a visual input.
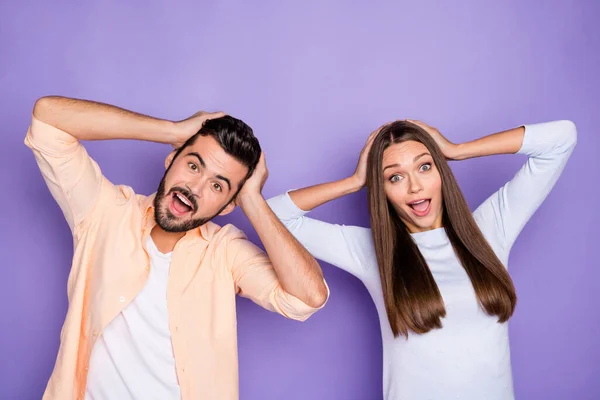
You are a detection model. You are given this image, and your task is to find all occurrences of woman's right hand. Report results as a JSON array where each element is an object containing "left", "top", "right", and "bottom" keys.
[
  {"left": 287, "top": 124, "right": 389, "bottom": 211},
  {"left": 351, "top": 124, "right": 388, "bottom": 188}
]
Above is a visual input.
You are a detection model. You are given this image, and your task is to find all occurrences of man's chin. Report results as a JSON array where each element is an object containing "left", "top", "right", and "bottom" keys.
[
  {"left": 155, "top": 212, "right": 211, "bottom": 233},
  {"left": 156, "top": 221, "right": 189, "bottom": 233}
]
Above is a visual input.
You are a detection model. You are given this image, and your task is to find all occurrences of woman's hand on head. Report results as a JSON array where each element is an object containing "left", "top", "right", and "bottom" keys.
[
  {"left": 407, "top": 119, "right": 459, "bottom": 160},
  {"left": 352, "top": 123, "right": 389, "bottom": 189}
]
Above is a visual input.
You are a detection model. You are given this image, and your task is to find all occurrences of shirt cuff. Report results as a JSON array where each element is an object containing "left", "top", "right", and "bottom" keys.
[
  {"left": 266, "top": 191, "right": 310, "bottom": 220},
  {"left": 273, "top": 278, "right": 330, "bottom": 322},
  {"left": 25, "top": 115, "right": 80, "bottom": 156},
  {"left": 517, "top": 120, "right": 577, "bottom": 157}
]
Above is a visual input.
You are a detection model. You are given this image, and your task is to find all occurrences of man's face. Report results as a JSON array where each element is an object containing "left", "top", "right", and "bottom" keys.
[{"left": 154, "top": 135, "right": 249, "bottom": 232}]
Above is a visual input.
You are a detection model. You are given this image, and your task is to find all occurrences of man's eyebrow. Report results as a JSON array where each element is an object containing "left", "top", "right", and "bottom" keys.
[
  {"left": 187, "top": 152, "right": 231, "bottom": 191},
  {"left": 215, "top": 174, "right": 231, "bottom": 191},
  {"left": 187, "top": 152, "right": 206, "bottom": 168}
]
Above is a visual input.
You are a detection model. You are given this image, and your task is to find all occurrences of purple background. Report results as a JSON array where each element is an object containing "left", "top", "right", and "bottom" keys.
[{"left": 1, "top": 1, "right": 598, "bottom": 399}]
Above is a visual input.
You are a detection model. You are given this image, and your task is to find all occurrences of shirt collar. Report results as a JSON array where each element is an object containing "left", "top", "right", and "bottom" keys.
[{"left": 141, "top": 193, "right": 216, "bottom": 245}]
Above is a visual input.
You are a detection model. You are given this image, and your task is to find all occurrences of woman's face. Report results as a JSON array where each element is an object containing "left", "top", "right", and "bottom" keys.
[{"left": 381, "top": 140, "right": 444, "bottom": 233}]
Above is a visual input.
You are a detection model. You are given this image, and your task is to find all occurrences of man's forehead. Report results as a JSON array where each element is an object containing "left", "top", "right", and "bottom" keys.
[{"left": 185, "top": 136, "right": 248, "bottom": 177}]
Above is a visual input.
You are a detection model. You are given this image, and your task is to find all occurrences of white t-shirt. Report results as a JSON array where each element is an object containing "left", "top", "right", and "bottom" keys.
[
  {"left": 85, "top": 236, "right": 181, "bottom": 400},
  {"left": 268, "top": 120, "right": 576, "bottom": 400}
]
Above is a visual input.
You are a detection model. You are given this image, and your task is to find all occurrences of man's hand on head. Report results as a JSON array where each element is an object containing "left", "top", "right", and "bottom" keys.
[
  {"left": 236, "top": 153, "right": 268, "bottom": 211},
  {"left": 172, "top": 111, "right": 226, "bottom": 149}
]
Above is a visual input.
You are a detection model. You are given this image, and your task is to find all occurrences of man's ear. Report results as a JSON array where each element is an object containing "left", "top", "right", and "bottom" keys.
[
  {"left": 165, "top": 150, "right": 176, "bottom": 169},
  {"left": 218, "top": 201, "right": 236, "bottom": 216}
]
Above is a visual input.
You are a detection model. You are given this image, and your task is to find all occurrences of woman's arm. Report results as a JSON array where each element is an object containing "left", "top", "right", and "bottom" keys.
[
  {"left": 267, "top": 126, "right": 386, "bottom": 279},
  {"left": 407, "top": 119, "right": 525, "bottom": 160},
  {"left": 287, "top": 125, "right": 384, "bottom": 210},
  {"left": 411, "top": 119, "right": 577, "bottom": 256}
]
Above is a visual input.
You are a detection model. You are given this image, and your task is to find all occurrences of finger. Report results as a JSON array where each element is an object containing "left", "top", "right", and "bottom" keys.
[
  {"left": 410, "top": 120, "right": 431, "bottom": 130},
  {"left": 207, "top": 111, "right": 226, "bottom": 119},
  {"left": 367, "top": 131, "right": 378, "bottom": 143},
  {"left": 367, "top": 122, "right": 388, "bottom": 141},
  {"left": 364, "top": 134, "right": 377, "bottom": 151},
  {"left": 200, "top": 111, "right": 227, "bottom": 127},
  {"left": 364, "top": 132, "right": 379, "bottom": 151},
  {"left": 363, "top": 123, "right": 388, "bottom": 152}
]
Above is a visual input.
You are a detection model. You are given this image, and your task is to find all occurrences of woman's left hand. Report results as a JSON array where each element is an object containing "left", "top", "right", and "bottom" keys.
[{"left": 407, "top": 119, "right": 459, "bottom": 160}]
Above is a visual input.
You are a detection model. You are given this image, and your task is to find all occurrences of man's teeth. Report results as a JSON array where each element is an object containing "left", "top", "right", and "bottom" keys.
[{"left": 176, "top": 193, "right": 192, "bottom": 207}]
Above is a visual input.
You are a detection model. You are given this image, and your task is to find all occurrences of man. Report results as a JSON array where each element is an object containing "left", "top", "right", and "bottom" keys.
[{"left": 26, "top": 96, "right": 329, "bottom": 400}]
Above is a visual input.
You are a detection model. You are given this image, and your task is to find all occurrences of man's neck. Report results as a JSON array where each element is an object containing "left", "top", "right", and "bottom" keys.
[{"left": 150, "top": 225, "right": 185, "bottom": 253}]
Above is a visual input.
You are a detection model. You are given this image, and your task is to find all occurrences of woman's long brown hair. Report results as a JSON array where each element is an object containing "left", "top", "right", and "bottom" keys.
[{"left": 367, "top": 121, "right": 517, "bottom": 337}]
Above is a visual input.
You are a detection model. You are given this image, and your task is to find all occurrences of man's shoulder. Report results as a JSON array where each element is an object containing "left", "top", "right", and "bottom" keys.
[
  {"left": 94, "top": 184, "right": 154, "bottom": 216},
  {"left": 201, "top": 221, "right": 247, "bottom": 243}
]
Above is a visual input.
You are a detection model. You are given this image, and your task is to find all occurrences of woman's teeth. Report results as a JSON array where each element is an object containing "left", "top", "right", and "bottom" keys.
[{"left": 409, "top": 199, "right": 430, "bottom": 212}]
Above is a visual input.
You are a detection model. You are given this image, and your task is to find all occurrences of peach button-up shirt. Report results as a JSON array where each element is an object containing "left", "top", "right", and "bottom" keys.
[{"left": 25, "top": 116, "right": 325, "bottom": 400}]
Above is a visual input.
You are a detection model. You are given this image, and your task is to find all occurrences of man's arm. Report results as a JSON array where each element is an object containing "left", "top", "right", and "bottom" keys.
[
  {"left": 236, "top": 155, "right": 329, "bottom": 309},
  {"left": 33, "top": 96, "right": 223, "bottom": 144},
  {"left": 27, "top": 96, "right": 222, "bottom": 231}
]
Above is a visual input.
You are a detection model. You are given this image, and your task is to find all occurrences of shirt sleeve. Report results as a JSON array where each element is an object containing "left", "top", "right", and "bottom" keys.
[
  {"left": 24, "top": 116, "right": 115, "bottom": 233},
  {"left": 226, "top": 227, "right": 329, "bottom": 322},
  {"left": 474, "top": 120, "right": 577, "bottom": 260},
  {"left": 266, "top": 192, "right": 376, "bottom": 280}
]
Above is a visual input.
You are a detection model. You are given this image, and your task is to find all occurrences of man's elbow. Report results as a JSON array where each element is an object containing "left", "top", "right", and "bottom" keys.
[
  {"left": 32, "top": 96, "right": 59, "bottom": 121},
  {"left": 306, "top": 281, "right": 329, "bottom": 309}
]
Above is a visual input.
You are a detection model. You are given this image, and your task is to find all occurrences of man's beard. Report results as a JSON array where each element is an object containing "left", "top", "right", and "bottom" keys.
[{"left": 153, "top": 174, "right": 229, "bottom": 233}]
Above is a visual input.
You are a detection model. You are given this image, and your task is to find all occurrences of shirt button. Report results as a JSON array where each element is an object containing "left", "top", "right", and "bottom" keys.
[
  {"left": 119, "top": 296, "right": 126, "bottom": 303},
  {"left": 92, "top": 331, "right": 98, "bottom": 337}
]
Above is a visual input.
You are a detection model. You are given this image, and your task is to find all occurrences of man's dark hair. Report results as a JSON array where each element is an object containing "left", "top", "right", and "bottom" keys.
[{"left": 171, "top": 115, "right": 261, "bottom": 189}]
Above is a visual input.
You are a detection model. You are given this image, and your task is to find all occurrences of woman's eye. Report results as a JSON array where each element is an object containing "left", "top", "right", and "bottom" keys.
[
  {"left": 420, "top": 163, "right": 432, "bottom": 172},
  {"left": 389, "top": 174, "right": 402, "bottom": 183}
]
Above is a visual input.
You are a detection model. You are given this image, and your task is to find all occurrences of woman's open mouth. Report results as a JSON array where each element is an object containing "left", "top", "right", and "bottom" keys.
[{"left": 408, "top": 198, "right": 431, "bottom": 217}]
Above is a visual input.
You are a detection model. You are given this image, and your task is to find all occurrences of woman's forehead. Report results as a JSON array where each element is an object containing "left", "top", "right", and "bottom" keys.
[{"left": 382, "top": 141, "right": 430, "bottom": 164}]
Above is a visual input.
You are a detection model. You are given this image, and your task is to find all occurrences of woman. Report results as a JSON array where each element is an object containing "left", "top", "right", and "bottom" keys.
[{"left": 267, "top": 119, "right": 577, "bottom": 399}]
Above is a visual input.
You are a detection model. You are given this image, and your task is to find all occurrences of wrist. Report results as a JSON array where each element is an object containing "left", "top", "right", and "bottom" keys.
[
  {"left": 168, "top": 120, "right": 187, "bottom": 144},
  {"left": 346, "top": 175, "right": 364, "bottom": 193},
  {"left": 448, "top": 143, "right": 467, "bottom": 160},
  {"left": 236, "top": 190, "right": 264, "bottom": 212}
]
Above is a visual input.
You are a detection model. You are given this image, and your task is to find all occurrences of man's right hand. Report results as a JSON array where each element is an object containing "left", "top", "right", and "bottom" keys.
[
  {"left": 32, "top": 97, "right": 227, "bottom": 146},
  {"left": 172, "top": 111, "right": 226, "bottom": 148}
]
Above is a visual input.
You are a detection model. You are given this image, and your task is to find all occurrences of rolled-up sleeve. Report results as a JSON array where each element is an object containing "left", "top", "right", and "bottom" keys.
[
  {"left": 25, "top": 116, "right": 104, "bottom": 232},
  {"left": 226, "top": 226, "right": 328, "bottom": 321}
]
